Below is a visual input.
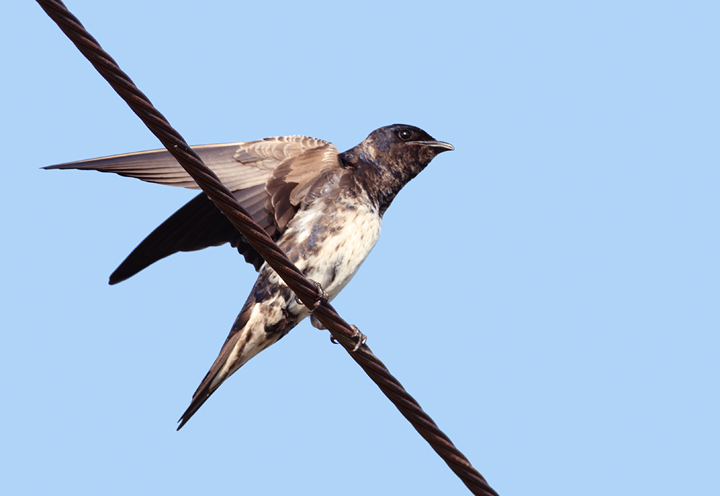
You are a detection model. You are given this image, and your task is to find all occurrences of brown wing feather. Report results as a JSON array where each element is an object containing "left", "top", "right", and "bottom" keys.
[
  {"left": 109, "top": 185, "right": 273, "bottom": 284},
  {"left": 46, "top": 136, "right": 341, "bottom": 281},
  {"left": 265, "top": 143, "right": 342, "bottom": 232},
  {"left": 44, "top": 135, "right": 335, "bottom": 192},
  {"left": 45, "top": 143, "right": 249, "bottom": 190}
]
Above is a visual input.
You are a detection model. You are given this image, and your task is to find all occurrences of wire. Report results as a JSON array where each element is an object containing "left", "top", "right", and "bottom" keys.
[{"left": 35, "top": 1, "right": 499, "bottom": 494}]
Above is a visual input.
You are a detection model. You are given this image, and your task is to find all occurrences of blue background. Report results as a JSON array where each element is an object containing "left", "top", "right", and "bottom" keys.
[{"left": 3, "top": 1, "right": 719, "bottom": 495}]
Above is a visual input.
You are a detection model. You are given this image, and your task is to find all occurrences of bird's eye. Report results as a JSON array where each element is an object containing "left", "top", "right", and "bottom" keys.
[{"left": 398, "top": 129, "right": 413, "bottom": 141}]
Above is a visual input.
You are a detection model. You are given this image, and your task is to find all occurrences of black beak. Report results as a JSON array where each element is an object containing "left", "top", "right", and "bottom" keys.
[{"left": 415, "top": 140, "right": 455, "bottom": 153}]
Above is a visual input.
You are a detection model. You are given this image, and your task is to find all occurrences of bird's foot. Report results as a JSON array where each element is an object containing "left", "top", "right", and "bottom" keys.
[
  {"left": 309, "top": 279, "right": 328, "bottom": 312},
  {"left": 297, "top": 280, "right": 328, "bottom": 329},
  {"left": 349, "top": 325, "right": 367, "bottom": 352},
  {"left": 305, "top": 280, "right": 329, "bottom": 330},
  {"left": 327, "top": 325, "right": 365, "bottom": 351},
  {"left": 297, "top": 279, "right": 328, "bottom": 312}
]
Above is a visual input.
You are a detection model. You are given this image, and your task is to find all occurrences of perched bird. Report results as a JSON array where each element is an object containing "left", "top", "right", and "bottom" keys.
[{"left": 46, "top": 124, "right": 453, "bottom": 429}]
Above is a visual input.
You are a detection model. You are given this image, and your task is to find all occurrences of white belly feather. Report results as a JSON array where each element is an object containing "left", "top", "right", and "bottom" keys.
[{"left": 275, "top": 197, "right": 382, "bottom": 319}]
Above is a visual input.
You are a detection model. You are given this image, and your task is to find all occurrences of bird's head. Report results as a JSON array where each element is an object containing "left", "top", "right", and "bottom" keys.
[
  {"left": 344, "top": 124, "right": 453, "bottom": 170},
  {"left": 339, "top": 124, "right": 454, "bottom": 214}
]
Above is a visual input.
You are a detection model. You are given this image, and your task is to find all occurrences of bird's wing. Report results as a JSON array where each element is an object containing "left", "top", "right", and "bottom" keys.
[
  {"left": 45, "top": 136, "right": 341, "bottom": 282},
  {"left": 108, "top": 187, "right": 269, "bottom": 283},
  {"left": 44, "top": 136, "right": 333, "bottom": 192},
  {"left": 265, "top": 140, "right": 345, "bottom": 231}
]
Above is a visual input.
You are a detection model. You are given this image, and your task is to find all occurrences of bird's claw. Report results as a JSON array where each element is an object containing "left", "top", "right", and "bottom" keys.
[
  {"left": 296, "top": 279, "right": 328, "bottom": 312},
  {"left": 349, "top": 325, "right": 367, "bottom": 352},
  {"left": 309, "top": 279, "right": 328, "bottom": 312},
  {"left": 327, "top": 325, "right": 365, "bottom": 351}
]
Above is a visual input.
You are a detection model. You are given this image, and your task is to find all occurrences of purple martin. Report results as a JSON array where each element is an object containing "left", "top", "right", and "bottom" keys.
[{"left": 46, "top": 124, "right": 453, "bottom": 429}]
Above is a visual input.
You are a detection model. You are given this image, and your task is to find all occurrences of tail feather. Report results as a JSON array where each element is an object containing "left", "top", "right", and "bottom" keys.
[
  {"left": 176, "top": 272, "right": 299, "bottom": 430},
  {"left": 177, "top": 331, "right": 246, "bottom": 430},
  {"left": 177, "top": 382, "right": 215, "bottom": 430},
  {"left": 176, "top": 305, "right": 254, "bottom": 430}
]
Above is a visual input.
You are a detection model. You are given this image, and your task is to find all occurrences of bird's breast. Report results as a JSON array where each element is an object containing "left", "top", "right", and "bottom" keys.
[{"left": 280, "top": 194, "right": 382, "bottom": 308}]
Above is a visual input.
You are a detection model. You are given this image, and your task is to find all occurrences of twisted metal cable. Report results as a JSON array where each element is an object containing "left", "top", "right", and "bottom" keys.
[{"left": 36, "top": 1, "right": 499, "bottom": 494}]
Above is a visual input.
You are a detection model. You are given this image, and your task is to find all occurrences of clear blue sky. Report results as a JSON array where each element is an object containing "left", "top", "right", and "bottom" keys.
[{"left": 3, "top": 1, "right": 719, "bottom": 495}]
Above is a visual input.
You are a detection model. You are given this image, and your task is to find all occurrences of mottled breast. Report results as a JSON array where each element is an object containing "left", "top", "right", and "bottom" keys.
[
  {"left": 287, "top": 196, "right": 381, "bottom": 291},
  {"left": 277, "top": 187, "right": 382, "bottom": 319}
]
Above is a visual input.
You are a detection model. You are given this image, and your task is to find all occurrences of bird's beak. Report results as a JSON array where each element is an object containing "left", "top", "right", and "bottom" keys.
[{"left": 415, "top": 140, "right": 455, "bottom": 152}]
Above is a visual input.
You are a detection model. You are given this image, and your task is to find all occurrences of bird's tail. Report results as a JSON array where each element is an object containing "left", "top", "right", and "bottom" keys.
[
  {"left": 176, "top": 335, "right": 243, "bottom": 430},
  {"left": 177, "top": 287, "right": 296, "bottom": 430}
]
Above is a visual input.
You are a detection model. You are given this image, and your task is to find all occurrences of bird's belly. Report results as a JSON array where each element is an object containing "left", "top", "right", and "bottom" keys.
[
  {"left": 279, "top": 200, "right": 382, "bottom": 315},
  {"left": 306, "top": 209, "right": 382, "bottom": 300}
]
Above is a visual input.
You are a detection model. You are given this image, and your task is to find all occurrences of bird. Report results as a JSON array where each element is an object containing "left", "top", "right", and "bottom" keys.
[{"left": 45, "top": 124, "right": 454, "bottom": 429}]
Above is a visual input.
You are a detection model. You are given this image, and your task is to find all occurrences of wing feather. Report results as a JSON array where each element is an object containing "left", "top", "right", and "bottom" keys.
[{"left": 47, "top": 135, "right": 342, "bottom": 281}]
